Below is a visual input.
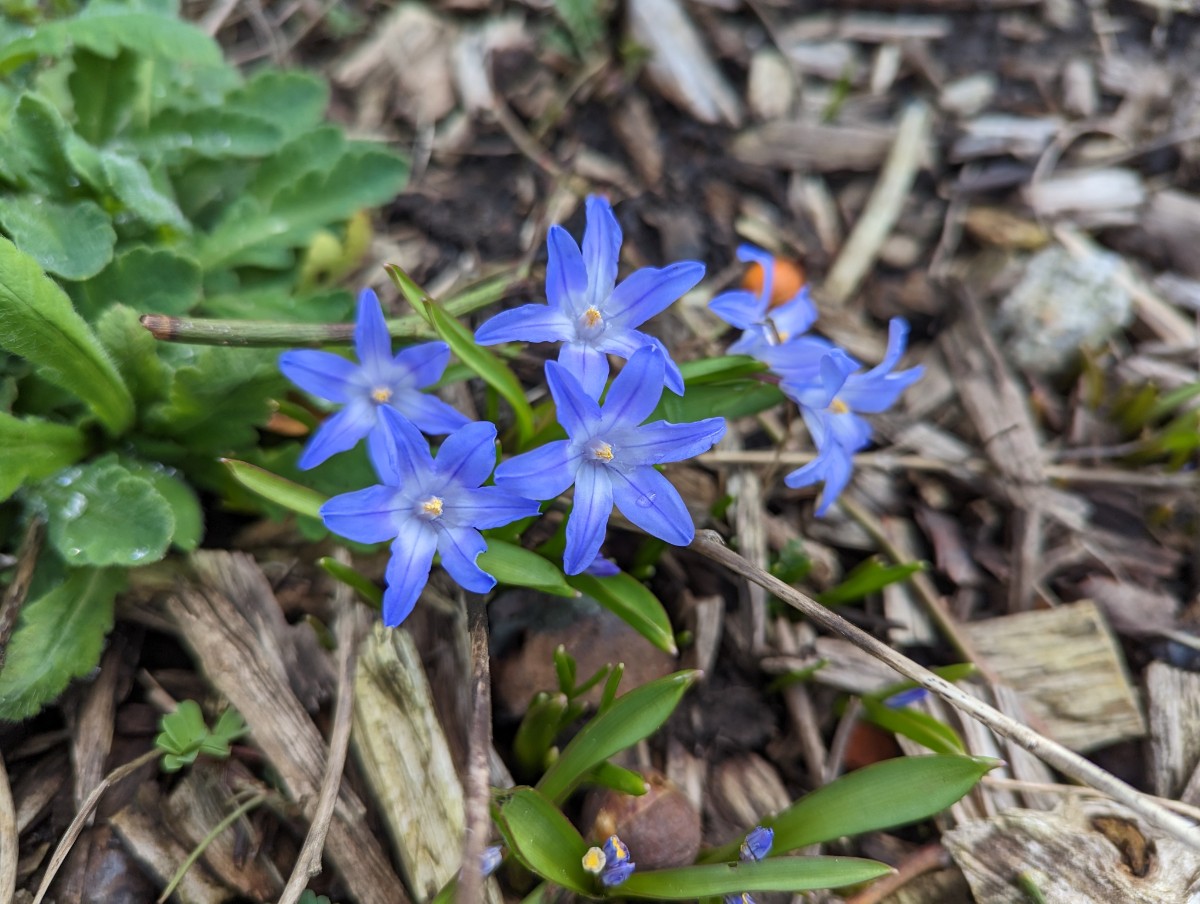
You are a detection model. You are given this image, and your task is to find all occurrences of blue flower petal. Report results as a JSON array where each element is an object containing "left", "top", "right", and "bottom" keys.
[
  {"left": 740, "top": 826, "right": 774, "bottom": 862},
  {"left": 383, "top": 521, "right": 438, "bottom": 626},
  {"left": 758, "top": 336, "right": 840, "bottom": 385},
  {"left": 547, "top": 224, "right": 589, "bottom": 314},
  {"left": 392, "top": 341, "right": 451, "bottom": 389},
  {"left": 737, "top": 244, "right": 777, "bottom": 302},
  {"left": 564, "top": 464, "right": 614, "bottom": 575},
  {"left": 493, "top": 439, "right": 582, "bottom": 500},
  {"left": 609, "top": 417, "right": 726, "bottom": 466},
  {"left": 598, "top": 346, "right": 665, "bottom": 432},
  {"left": 783, "top": 444, "right": 854, "bottom": 516},
  {"left": 320, "top": 484, "right": 403, "bottom": 543},
  {"left": 372, "top": 407, "right": 435, "bottom": 486},
  {"left": 354, "top": 288, "right": 392, "bottom": 368},
  {"left": 279, "top": 349, "right": 357, "bottom": 403},
  {"left": 605, "top": 261, "right": 705, "bottom": 328},
  {"left": 434, "top": 421, "right": 498, "bottom": 486},
  {"left": 298, "top": 402, "right": 377, "bottom": 469},
  {"left": 559, "top": 341, "right": 610, "bottom": 400},
  {"left": 475, "top": 303, "right": 573, "bottom": 345},
  {"left": 436, "top": 525, "right": 495, "bottom": 593},
  {"left": 609, "top": 466, "right": 694, "bottom": 546},
  {"left": 546, "top": 359, "right": 604, "bottom": 433},
  {"left": 393, "top": 391, "right": 473, "bottom": 436},
  {"left": 594, "top": 331, "right": 684, "bottom": 395},
  {"left": 708, "top": 289, "right": 763, "bottom": 330},
  {"left": 582, "top": 195, "right": 622, "bottom": 306},
  {"left": 446, "top": 486, "right": 541, "bottom": 529}
]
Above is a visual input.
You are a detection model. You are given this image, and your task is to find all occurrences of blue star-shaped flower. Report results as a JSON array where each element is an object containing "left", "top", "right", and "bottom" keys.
[
  {"left": 279, "top": 288, "right": 470, "bottom": 469},
  {"left": 599, "top": 835, "right": 635, "bottom": 887},
  {"left": 709, "top": 244, "right": 819, "bottom": 359},
  {"left": 320, "top": 409, "right": 541, "bottom": 626},
  {"left": 474, "top": 195, "right": 703, "bottom": 399},
  {"left": 781, "top": 319, "right": 924, "bottom": 515},
  {"left": 493, "top": 346, "right": 725, "bottom": 575}
]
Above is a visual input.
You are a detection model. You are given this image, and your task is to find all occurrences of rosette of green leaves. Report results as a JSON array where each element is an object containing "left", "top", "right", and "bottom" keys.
[{"left": 0, "top": 0, "right": 409, "bottom": 718}]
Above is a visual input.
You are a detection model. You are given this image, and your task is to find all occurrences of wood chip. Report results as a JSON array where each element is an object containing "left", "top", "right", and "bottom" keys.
[
  {"left": 733, "top": 120, "right": 900, "bottom": 172},
  {"left": 1144, "top": 663, "right": 1200, "bottom": 801},
  {"left": 961, "top": 601, "right": 1145, "bottom": 752}
]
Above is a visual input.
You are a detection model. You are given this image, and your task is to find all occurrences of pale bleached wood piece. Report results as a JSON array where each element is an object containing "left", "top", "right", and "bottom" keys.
[
  {"left": 961, "top": 601, "right": 1145, "bottom": 753},
  {"left": 352, "top": 625, "right": 503, "bottom": 904},
  {"left": 1146, "top": 662, "right": 1200, "bottom": 801},
  {"left": 943, "top": 799, "right": 1200, "bottom": 904}
]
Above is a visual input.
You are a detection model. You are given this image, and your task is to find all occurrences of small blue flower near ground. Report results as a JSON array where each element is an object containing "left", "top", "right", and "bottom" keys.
[
  {"left": 474, "top": 195, "right": 703, "bottom": 399},
  {"left": 739, "top": 825, "right": 774, "bottom": 862},
  {"left": 320, "top": 409, "right": 540, "bottom": 626},
  {"left": 600, "top": 834, "right": 635, "bottom": 887},
  {"left": 709, "top": 244, "right": 819, "bottom": 358},
  {"left": 493, "top": 346, "right": 725, "bottom": 575},
  {"left": 479, "top": 844, "right": 503, "bottom": 878},
  {"left": 780, "top": 319, "right": 924, "bottom": 515},
  {"left": 279, "top": 288, "right": 470, "bottom": 469}
]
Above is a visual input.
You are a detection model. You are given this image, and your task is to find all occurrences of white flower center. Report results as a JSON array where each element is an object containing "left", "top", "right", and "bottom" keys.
[
  {"left": 418, "top": 495, "right": 444, "bottom": 519},
  {"left": 371, "top": 386, "right": 393, "bottom": 404},
  {"left": 589, "top": 440, "right": 614, "bottom": 462}
]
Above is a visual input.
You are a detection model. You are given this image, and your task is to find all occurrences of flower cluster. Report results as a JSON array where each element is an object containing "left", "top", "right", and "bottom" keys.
[
  {"left": 710, "top": 245, "right": 923, "bottom": 515},
  {"left": 279, "top": 196, "right": 725, "bottom": 624},
  {"left": 582, "top": 834, "right": 636, "bottom": 887}
]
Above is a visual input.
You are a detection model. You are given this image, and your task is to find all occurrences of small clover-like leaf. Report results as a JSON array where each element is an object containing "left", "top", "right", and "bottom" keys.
[{"left": 156, "top": 701, "right": 245, "bottom": 773}]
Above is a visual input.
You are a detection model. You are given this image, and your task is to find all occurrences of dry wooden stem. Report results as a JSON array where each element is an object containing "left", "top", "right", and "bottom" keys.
[
  {"left": 0, "top": 517, "right": 44, "bottom": 673},
  {"left": 690, "top": 530, "right": 1200, "bottom": 850},
  {"left": 32, "top": 748, "right": 162, "bottom": 904},
  {"left": 456, "top": 595, "right": 494, "bottom": 904},
  {"left": 278, "top": 591, "right": 365, "bottom": 904},
  {"left": 0, "top": 750, "right": 16, "bottom": 904}
]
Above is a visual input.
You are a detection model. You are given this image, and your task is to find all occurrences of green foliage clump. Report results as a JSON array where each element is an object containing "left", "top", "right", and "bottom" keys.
[{"left": 0, "top": 0, "right": 408, "bottom": 719}]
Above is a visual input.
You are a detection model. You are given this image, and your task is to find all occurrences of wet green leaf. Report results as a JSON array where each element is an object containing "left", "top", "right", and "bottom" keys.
[
  {"left": 493, "top": 787, "right": 592, "bottom": 894},
  {"left": 621, "top": 857, "right": 893, "bottom": 898},
  {"left": 480, "top": 540, "right": 576, "bottom": 599},
  {"left": 567, "top": 570, "right": 676, "bottom": 655},
  {"left": 0, "top": 411, "right": 86, "bottom": 502},
  {"left": 0, "top": 195, "right": 115, "bottom": 280}
]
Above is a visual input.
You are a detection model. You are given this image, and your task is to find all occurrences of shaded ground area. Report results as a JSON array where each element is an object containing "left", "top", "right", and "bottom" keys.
[{"left": 9, "top": 0, "right": 1200, "bottom": 901}]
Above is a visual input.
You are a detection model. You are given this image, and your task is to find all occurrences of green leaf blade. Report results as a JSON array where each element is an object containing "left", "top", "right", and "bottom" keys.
[
  {"left": 536, "top": 670, "right": 699, "bottom": 804},
  {"left": 0, "top": 567, "right": 123, "bottom": 720},
  {"left": 620, "top": 857, "right": 894, "bottom": 898},
  {"left": 0, "top": 412, "right": 87, "bottom": 501},
  {"left": 223, "top": 458, "right": 328, "bottom": 521},
  {"left": 0, "top": 236, "right": 134, "bottom": 434},
  {"left": 567, "top": 571, "right": 676, "bottom": 654},
  {"left": 479, "top": 540, "right": 576, "bottom": 598},
  {"left": 493, "top": 787, "right": 592, "bottom": 895}
]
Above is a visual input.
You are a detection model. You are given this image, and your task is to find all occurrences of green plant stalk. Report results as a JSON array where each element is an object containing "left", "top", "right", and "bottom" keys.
[
  {"left": 157, "top": 792, "right": 269, "bottom": 903},
  {"left": 138, "top": 270, "right": 516, "bottom": 347}
]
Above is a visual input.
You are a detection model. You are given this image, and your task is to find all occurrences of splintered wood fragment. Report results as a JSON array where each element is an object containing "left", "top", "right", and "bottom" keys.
[
  {"left": 1145, "top": 663, "right": 1200, "bottom": 802},
  {"left": 166, "top": 551, "right": 408, "bottom": 904},
  {"left": 950, "top": 114, "right": 1062, "bottom": 161},
  {"left": 353, "top": 625, "right": 502, "bottom": 904},
  {"left": 733, "top": 120, "right": 899, "bottom": 172},
  {"left": 1024, "top": 168, "right": 1145, "bottom": 227},
  {"left": 961, "top": 601, "right": 1145, "bottom": 753},
  {"left": 944, "top": 800, "right": 1200, "bottom": 904},
  {"left": 627, "top": 0, "right": 742, "bottom": 126},
  {"left": 0, "top": 745, "right": 15, "bottom": 904},
  {"left": 823, "top": 101, "right": 932, "bottom": 305}
]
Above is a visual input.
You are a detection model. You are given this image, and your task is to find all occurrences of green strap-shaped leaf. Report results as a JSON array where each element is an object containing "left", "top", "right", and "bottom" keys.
[
  {"left": 0, "top": 236, "right": 133, "bottom": 434},
  {"left": 388, "top": 264, "right": 535, "bottom": 445},
  {"left": 815, "top": 557, "right": 926, "bottom": 606},
  {"left": 222, "top": 458, "right": 327, "bottom": 521},
  {"left": 861, "top": 697, "right": 966, "bottom": 756},
  {"left": 652, "top": 379, "right": 784, "bottom": 423},
  {"left": 537, "top": 670, "right": 699, "bottom": 804},
  {"left": 567, "top": 570, "right": 677, "bottom": 655},
  {"left": 702, "top": 755, "right": 998, "bottom": 863},
  {"left": 493, "top": 787, "right": 592, "bottom": 895},
  {"left": 479, "top": 540, "right": 576, "bottom": 598},
  {"left": 0, "top": 411, "right": 87, "bottom": 502},
  {"left": 620, "top": 857, "right": 893, "bottom": 898},
  {"left": 0, "top": 566, "right": 124, "bottom": 720}
]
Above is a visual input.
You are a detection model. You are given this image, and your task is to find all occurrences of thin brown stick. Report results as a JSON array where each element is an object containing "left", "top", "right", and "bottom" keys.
[
  {"left": 455, "top": 594, "right": 494, "bottom": 904},
  {"left": 0, "top": 518, "right": 44, "bottom": 673},
  {"left": 278, "top": 588, "right": 366, "bottom": 904},
  {"left": 32, "top": 748, "right": 161, "bottom": 904},
  {"left": 690, "top": 530, "right": 1200, "bottom": 850},
  {"left": 844, "top": 843, "right": 952, "bottom": 904}
]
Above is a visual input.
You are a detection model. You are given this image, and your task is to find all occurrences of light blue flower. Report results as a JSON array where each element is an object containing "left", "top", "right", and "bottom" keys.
[
  {"left": 493, "top": 346, "right": 725, "bottom": 575},
  {"left": 280, "top": 288, "right": 470, "bottom": 469},
  {"left": 320, "top": 409, "right": 540, "bottom": 626},
  {"left": 709, "top": 244, "right": 819, "bottom": 359},
  {"left": 781, "top": 319, "right": 924, "bottom": 515},
  {"left": 474, "top": 195, "right": 703, "bottom": 399},
  {"left": 739, "top": 825, "right": 774, "bottom": 862},
  {"left": 599, "top": 835, "right": 635, "bottom": 887}
]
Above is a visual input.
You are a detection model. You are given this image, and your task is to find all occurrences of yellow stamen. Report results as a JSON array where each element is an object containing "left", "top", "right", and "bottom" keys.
[
  {"left": 582, "top": 847, "right": 607, "bottom": 874},
  {"left": 593, "top": 442, "right": 614, "bottom": 462},
  {"left": 830, "top": 398, "right": 849, "bottom": 414},
  {"left": 372, "top": 386, "right": 393, "bottom": 403},
  {"left": 421, "top": 496, "right": 444, "bottom": 517},
  {"left": 582, "top": 306, "right": 603, "bottom": 328}
]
